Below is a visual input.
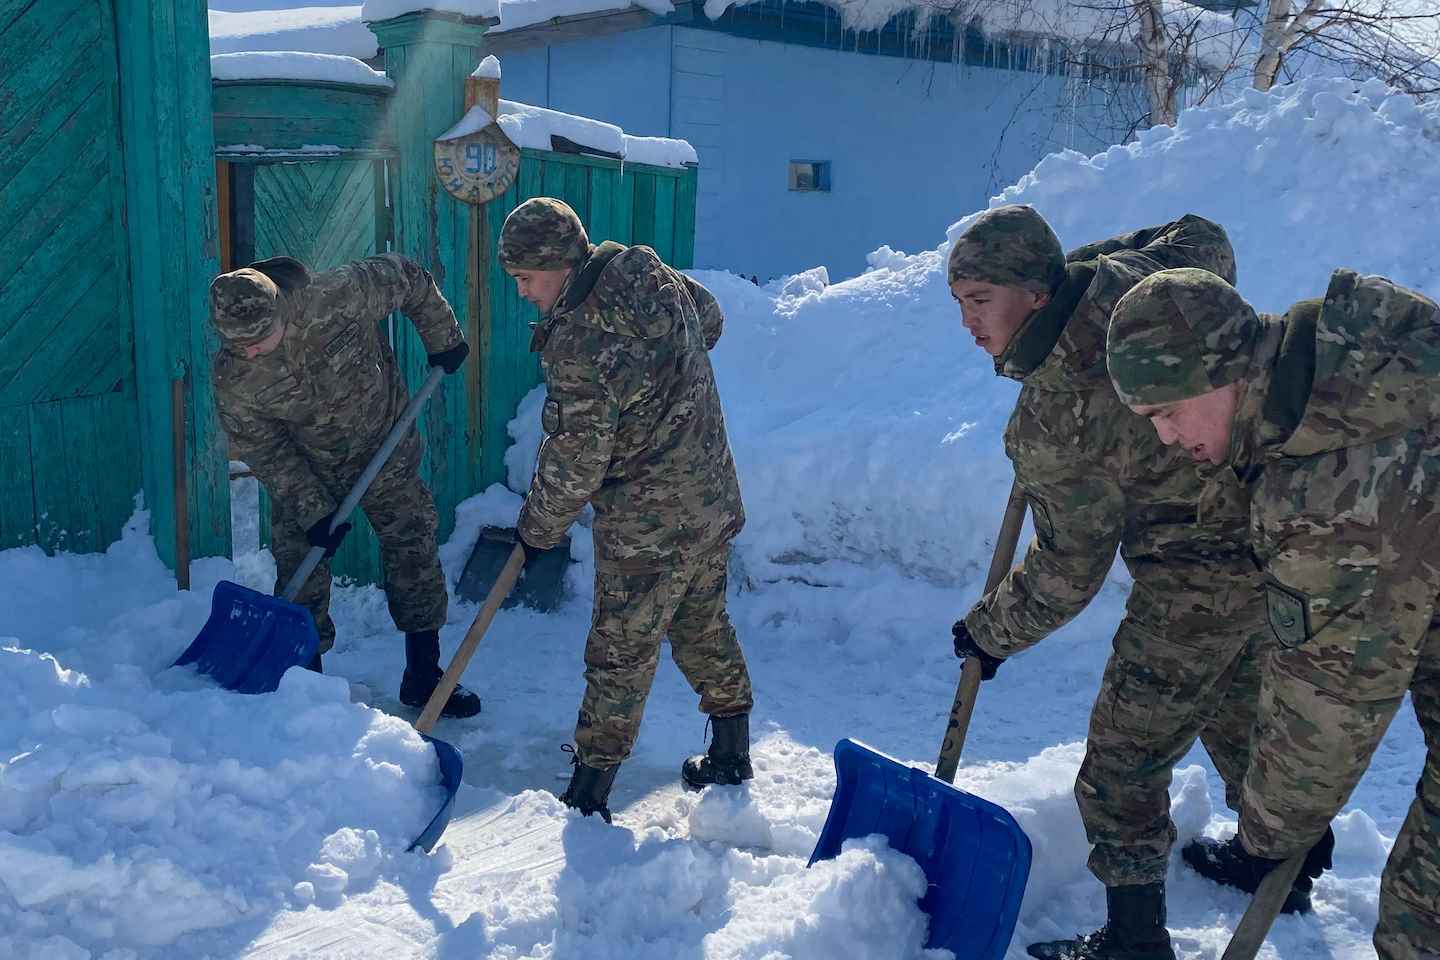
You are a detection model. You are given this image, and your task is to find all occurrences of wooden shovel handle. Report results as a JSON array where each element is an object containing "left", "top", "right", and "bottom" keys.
[
  {"left": 1221, "top": 851, "right": 1307, "bottom": 960},
  {"left": 934, "top": 479, "right": 1028, "bottom": 784},
  {"left": 415, "top": 542, "right": 526, "bottom": 734}
]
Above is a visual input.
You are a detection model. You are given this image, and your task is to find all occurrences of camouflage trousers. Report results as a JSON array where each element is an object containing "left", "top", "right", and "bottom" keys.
[
  {"left": 269, "top": 436, "right": 447, "bottom": 655},
  {"left": 1238, "top": 620, "right": 1440, "bottom": 960},
  {"left": 574, "top": 544, "right": 754, "bottom": 768},
  {"left": 1076, "top": 567, "right": 1272, "bottom": 886}
]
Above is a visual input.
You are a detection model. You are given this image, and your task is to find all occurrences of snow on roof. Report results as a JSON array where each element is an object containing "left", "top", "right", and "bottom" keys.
[
  {"left": 210, "top": 50, "right": 394, "bottom": 86},
  {"left": 360, "top": 0, "right": 501, "bottom": 20},
  {"left": 207, "top": 1, "right": 667, "bottom": 58},
  {"left": 439, "top": 99, "right": 698, "bottom": 167}
]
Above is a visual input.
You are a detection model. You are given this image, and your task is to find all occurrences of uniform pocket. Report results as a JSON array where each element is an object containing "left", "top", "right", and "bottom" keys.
[
  {"left": 1105, "top": 657, "right": 1183, "bottom": 739},
  {"left": 1264, "top": 579, "right": 1312, "bottom": 649},
  {"left": 542, "top": 398, "right": 561, "bottom": 434}
]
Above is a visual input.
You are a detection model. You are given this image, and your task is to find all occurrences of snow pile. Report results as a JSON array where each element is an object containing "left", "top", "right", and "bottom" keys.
[
  {"left": 697, "top": 79, "right": 1440, "bottom": 590},
  {"left": 0, "top": 520, "right": 445, "bottom": 958},
  {"left": 210, "top": 50, "right": 393, "bottom": 85}
]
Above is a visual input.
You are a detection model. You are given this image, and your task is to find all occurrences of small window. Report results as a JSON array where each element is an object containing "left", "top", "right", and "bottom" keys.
[{"left": 788, "top": 160, "right": 831, "bottom": 192}]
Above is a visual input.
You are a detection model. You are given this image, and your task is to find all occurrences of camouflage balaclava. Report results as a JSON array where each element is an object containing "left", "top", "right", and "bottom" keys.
[
  {"left": 499, "top": 197, "right": 591, "bottom": 270},
  {"left": 209, "top": 268, "right": 281, "bottom": 345},
  {"left": 947, "top": 204, "right": 1065, "bottom": 296},
  {"left": 1107, "top": 267, "right": 1260, "bottom": 406}
]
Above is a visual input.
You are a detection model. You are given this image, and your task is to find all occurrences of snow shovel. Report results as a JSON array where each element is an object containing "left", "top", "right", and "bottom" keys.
[
  {"left": 1220, "top": 849, "right": 1308, "bottom": 960},
  {"left": 175, "top": 364, "right": 447, "bottom": 693},
  {"left": 456, "top": 526, "right": 570, "bottom": 610},
  {"left": 809, "top": 481, "right": 1033, "bottom": 958},
  {"left": 406, "top": 540, "right": 527, "bottom": 852}
]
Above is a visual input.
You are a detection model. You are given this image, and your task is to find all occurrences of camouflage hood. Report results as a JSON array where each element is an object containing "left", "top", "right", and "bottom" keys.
[
  {"left": 551, "top": 242, "right": 682, "bottom": 340},
  {"left": 1265, "top": 269, "right": 1440, "bottom": 459},
  {"left": 996, "top": 215, "right": 1239, "bottom": 393}
]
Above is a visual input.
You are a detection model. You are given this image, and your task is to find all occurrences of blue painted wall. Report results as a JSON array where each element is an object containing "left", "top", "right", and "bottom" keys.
[{"left": 495, "top": 24, "right": 1116, "bottom": 280}]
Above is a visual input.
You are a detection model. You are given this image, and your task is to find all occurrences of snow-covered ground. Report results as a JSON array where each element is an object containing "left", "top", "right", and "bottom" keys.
[{"left": 3, "top": 79, "right": 1437, "bottom": 959}]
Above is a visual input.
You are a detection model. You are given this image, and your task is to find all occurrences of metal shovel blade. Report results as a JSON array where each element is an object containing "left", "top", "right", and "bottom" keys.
[
  {"left": 174, "top": 580, "right": 319, "bottom": 694},
  {"left": 456, "top": 525, "right": 570, "bottom": 612},
  {"left": 809, "top": 739, "right": 1032, "bottom": 958}
]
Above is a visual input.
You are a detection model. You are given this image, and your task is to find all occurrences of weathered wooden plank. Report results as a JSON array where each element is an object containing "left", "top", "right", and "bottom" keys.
[
  {"left": 631, "top": 172, "right": 657, "bottom": 250},
  {"left": 59, "top": 395, "right": 103, "bottom": 553},
  {"left": 0, "top": 114, "right": 110, "bottom": 294},
  {"left": 611, "top": 167, "right": 635, "bottom": 246},
  {"left": 0, "top": 45, "right": 104, "bottom": 195},
  {"left": 96, "top": 391, "right": 143, "bottom": 545},
  {"left": 0, "top": 183, "right": 115, "bottom": 387},
  {"left": 0, "top": 0, "right": 98, "bottom": 142},
  {"left": 674, "top": 166, "right": 697, "bottom": 268},
  {"left": 24, "top": 264, "right": 125, "bottom": 403},
  {"left": 541, "top": 158, "right": 567, "bottom": 204},
  {"left": 589, "top": 167, "right": 616, "bottom": 245},
  {"left": 653, "top": 175, "right": 677, "bottom": 265},
  {"left": 217, "top": 161, "right": 234, "bottom": 271},
  {"left": 562, "top": 161, "right": 591, "bottom": 224},
  {"left": 211, "top": 83, "right": 394, "bottom": 155},
  {"left": 26, "top": 401, "right": 69, "bottom": 551},
  {"left": 0, "top": 404, "right": 35, "bottom": 549}
]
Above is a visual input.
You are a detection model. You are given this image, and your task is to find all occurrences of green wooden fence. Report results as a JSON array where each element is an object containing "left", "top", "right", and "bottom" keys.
[{"left": 2, "top": 0, "right": 224, "bottom": 564}]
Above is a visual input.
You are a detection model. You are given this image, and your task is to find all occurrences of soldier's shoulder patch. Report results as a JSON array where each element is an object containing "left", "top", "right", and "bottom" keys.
[{"left": 1264, "top": 578, "right": 1311, "bottom": 648}]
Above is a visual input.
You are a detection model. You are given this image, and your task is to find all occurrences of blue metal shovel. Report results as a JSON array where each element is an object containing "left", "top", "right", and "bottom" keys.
[
  {"left": 809, "top": 481, "right": 1033, "bottom": 958},
  {"left": 174, "top": 365, "right": 465, "bottom": 851}
]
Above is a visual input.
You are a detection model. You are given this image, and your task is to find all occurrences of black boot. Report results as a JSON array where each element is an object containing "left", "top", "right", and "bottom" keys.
[
  {"left": 1181, "top": 826, "right": 1334, "bottom": 915},
  {"left": 398, "top": 630, "right": 482, "bottom": 719},
  {"left": 559, "top": 747, "right": 618, "bottom": 824},
  {"left": 1028, "top": 883, "right": 1176, "bottom": 960},
  {"left": 682, "top": 714, "right": 754, "bottom": 789}
]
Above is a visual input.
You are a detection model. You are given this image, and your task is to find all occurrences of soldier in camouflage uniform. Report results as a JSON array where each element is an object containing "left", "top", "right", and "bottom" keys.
[
  {"left": 945, "top": 206, "right": 1286, "bottom": 960},
  {"left": 209, "top": 253, "right": 482, "bottom": 718},
  {"left": 1108, "top": 267, "right": 1440, "bottom": 960},
  {"left": 498, "top": 198, "right": 754, "bottom": 821}
]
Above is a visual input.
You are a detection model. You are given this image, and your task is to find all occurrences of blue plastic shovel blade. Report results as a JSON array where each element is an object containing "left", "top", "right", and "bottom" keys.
[
  {"left": 175, "top": 580, "right": 319, "bottom": 694},
  {"left": 809, "top": 738, "right": 1032, "bottom": 959},
  {"left": 409, "top": 735, "right": 465, "bottom": 853}
]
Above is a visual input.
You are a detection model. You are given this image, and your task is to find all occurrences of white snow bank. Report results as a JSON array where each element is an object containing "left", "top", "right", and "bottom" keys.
[
  {"left": 958, "top": 78, "right": 1440, "bottom": 310},
  {"left": 0, "top": 516, "right": 445, "bottom": 957},
  {"left": 361, "top": 0, "right": 501, "bottom": 20},
  {"left": 210, "top": 50, "right": 392, "bottom": 86}
]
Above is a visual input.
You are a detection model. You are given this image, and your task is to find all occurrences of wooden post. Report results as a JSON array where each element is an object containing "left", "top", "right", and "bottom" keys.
[
  {"left": 171, "top": 371, "right": 190, "bottom": 590},
  {"left": 114, "top": 0, "right": 230, "bottom": 567},
  {"left": 367, "top": 11, "right": 496, "bottom": 543}
]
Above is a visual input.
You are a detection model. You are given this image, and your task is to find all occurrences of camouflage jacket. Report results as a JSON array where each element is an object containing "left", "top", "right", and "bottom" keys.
[
  {"left": 1234, "top": 270, "right": 1440, "bottom": 699},
  {"left": 517, "top": 241, "right": 744, "bottom": 573},
  {"left": 966, "top": 215, "right": 1257, "bottom": 657},
  {"left": 213, "top": 254, "right": 463, "bottom": 530}
]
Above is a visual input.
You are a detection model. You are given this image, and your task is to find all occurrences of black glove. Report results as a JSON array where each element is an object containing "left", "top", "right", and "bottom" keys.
[
  {"left": 428, "top": 340, "right": 470, "bottom": 375},
  {"left": 951, "top": 620, "right": 1005, "bottom": 681},
  {"left": 306, "top": 512, "right": 352, "bottom": 559}
]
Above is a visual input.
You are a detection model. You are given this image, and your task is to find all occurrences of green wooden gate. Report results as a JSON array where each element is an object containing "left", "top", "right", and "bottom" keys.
[
  {"left": 236, "top": 158, "right": 393, "bottom": 585},
  {"left": 0, "top": 0, "right": 141, "bottom": 552}
]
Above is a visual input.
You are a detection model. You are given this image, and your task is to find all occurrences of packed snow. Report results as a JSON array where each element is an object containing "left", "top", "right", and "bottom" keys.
[
  {"left": 3, "top": 79, "right": 1434, "bottom": 959},
  {"left": 210, "top": 50, "right": 393, "bottom": 85}
]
